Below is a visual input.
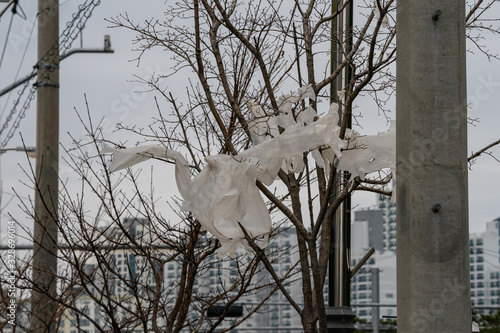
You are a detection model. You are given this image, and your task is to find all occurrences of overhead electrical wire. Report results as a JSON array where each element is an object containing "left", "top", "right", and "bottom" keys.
[
  {"left": 0, "top": 8, "right": 15, "bottom": 69},
  {"left": 0, "top": 0, "right": 26, "bottom": 68},
  {"left": 0, "top": 0, "right": 102, "bottom": 148},
  {"left": 0, "top": 8, "right": 36, "bottom": 131}
]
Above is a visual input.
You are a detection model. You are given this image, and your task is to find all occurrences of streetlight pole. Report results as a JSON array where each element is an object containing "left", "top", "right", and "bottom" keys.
[
  {"left": 327, "top": 1, "right": 355, "bottom": 332},
  {"left": 31, "top": 0, "right": 59, "bottom": 331}
]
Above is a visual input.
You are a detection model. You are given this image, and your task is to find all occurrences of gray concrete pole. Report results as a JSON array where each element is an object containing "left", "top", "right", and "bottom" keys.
[
  {"left": 396, "top": 1, "right": 471, "bottom": 332},
  {"left": 31, "top": 0, "right": 59, "bottom": 332},
  {"left": 370, "top": 268, "right": 379, "bottom": 333}
]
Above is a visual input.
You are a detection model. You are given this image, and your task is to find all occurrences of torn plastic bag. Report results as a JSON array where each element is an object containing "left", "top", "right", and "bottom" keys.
[
  {"left": 183, "top": 155, "right": 271, "bottom": 242},
  {"left": 101, "top": 146, "right": 271, "bottom": 258},
  {"left": 296, "top": 105, "right": 317, "bottom": 126},
  {"left": 247, "top": 101, "right": 274, "bottom": 145},
  {"left": 100, "top": 145, "right": 191, "bottom": 199},
  {"left": 240, "top": 102, "right": 347, "bottom": 177},
  {"left": 336, "top": 120, "right": 395, "bottom": 180},
  {"left": 297, "top": 84, "right": 316, "bottom": 100}
]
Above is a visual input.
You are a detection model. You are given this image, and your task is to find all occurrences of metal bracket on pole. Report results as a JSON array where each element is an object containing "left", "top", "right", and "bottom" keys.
[
  {"left": 33, "top": 82, "right": 60, "bottom": 88},
  {"left": 0, "top": 35, "right": 114, "bottom": 97},
  {"left": 350, "top": 247, "right": 375, "bottom": 278},
  {"left": 34, "top": 63, "right": 60, "bottom": 70},
  {"left": 326, "top": 307, "right": 356, "bottom": 333}
]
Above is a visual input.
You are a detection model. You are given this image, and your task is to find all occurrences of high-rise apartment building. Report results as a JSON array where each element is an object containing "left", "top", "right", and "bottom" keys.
[
  {"left": 59, "top": 220, "right": 304, "bottom": 333},
  {"left": 59, "top": 217, "right": 168, "bottom": 333},
  {"left": 353, "top": 194, "right": 500, "bottom": 320},
  {"left": 470, "top": 217, "right": 500, "bottom": 314},
  {"left": 351, "top": 202, "right": 397, "bottom": 323}
]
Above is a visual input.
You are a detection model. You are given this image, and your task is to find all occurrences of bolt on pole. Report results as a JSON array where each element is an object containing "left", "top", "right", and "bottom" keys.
[
  {"left": 31, "top": 0, "right": 59, "bottom": 332},
  {"left": 396, "top": 0, "right": 471, "bottom": 332}
]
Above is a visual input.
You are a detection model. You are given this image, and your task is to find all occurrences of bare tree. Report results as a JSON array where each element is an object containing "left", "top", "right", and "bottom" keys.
[
  {"left": 102, "top": 0, "right": 500, "bottom": 332},
  {"left": 2, "top": 0, "right": 500, "bottom": 332},
  {"left": 0, "top": 102, "right": 303, "bottom": 333}
]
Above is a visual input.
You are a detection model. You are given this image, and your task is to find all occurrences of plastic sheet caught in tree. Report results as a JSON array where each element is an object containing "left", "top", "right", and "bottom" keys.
[
  {"left": 100, "top": 145, "right": 191, "bottom": 199},
  {"left": 101, "top": 146, "right": 271, "bottom": 258},
  {"left": 101, "top": 86, "right": 396, "bottom": 256},
  {"left": 336, "top": 120, "right": 396, "bottom": 180}
]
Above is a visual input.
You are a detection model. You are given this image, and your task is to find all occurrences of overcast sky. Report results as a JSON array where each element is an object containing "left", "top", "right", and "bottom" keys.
[{"left": 0, "top": 1, "right": 499, "bottom": 244}]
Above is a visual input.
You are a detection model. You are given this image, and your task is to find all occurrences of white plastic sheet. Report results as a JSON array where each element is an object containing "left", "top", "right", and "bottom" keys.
[
  {"left": 336, "top": 120, "right": 396, "bottom": 180},
  {"left": 240, "top": 101, "right": 348, "bottom": 177},
  {"left": 102, "top": 86, "right": 396, "bottom": 256},
  {"left": 101, "top": 146, "right": 271, "bottom": 258},
  {"left": 100, "top": 145, "right": 191, "bottom": 199},
  {"left": 373, "top": 4, "right": 390, "bottom": 28}
]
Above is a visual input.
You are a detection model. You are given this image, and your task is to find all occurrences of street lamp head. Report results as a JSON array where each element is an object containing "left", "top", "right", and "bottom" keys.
[
  {"left": 0, "top": 146, "right": 36, "bottom": 158},
  {"left": 19, "top": 146, "right": 36, "bottom": 153}
]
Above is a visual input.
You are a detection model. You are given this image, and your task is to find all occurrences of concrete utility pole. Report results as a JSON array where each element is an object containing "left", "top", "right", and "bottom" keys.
[
  {"left": 31, "top": 0, "right": 59, "bottom": 332},
  {"left": 396, "top": 1, "right": 471, "bottom": 332}
]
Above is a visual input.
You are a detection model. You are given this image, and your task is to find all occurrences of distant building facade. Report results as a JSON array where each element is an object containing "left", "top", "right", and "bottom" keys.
[
  {"left": 351, "top": 198, "right": 398, "bottom": 323},
  {"left": 54, "top": 208, "right": 500, "bottom": 332},
  {"left": 470, "top": 217, "right": 500, "bottom": 314},
  {"left": 58, "top": 220, "right": 304, "bottom": 333},
  {"left": 59, "top": 217, "right": 167, "bottom": 333},
  {"left": 353, "top": 194, "right": 500, "bottom": 320}
]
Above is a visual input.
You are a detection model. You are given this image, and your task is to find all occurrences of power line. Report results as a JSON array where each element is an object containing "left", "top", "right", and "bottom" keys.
[
  {"left": 0, "top": 5, "right": 15, "bottom": 68},
  {"left": 1, "top": 7, "right": 37, "bottom": 115},
  {"left": 0, "top": 0, "right": 102, "bottom": 148},
  {"left": 0, "top": 1, "right": 26, "bottom": 66}
]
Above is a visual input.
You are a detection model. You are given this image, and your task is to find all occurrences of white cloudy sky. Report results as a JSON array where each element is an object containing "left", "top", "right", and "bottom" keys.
[{"left": 0, "top": 0, "right": 499, "bottom": 244}]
